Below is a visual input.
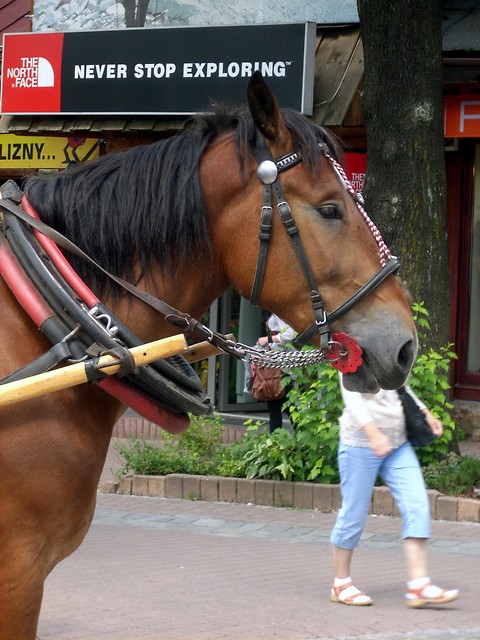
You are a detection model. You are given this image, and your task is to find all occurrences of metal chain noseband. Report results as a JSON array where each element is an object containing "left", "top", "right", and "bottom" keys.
[{"left": 242, "top": 344, "right": 339, "bottom": 369}]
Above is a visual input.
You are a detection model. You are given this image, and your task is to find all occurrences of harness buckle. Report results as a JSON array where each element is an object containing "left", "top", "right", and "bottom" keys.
[{"left": 315, "top": 309, "right": 328, "bottom": 327}]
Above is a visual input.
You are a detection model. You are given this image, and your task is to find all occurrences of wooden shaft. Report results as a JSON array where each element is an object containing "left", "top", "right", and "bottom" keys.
[
  {"left": 0, "top": 334, "right": 187, "bottom": 408},
  {"left": 183, "top": 334, "right": 235, "bottom": 363}
]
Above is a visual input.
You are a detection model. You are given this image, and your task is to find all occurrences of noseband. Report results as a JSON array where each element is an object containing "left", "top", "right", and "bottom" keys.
[{"left": 249, "top": 132, "right": 400, "bottom": 351}]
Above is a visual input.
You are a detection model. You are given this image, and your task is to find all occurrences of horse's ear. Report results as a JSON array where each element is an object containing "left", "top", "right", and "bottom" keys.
[{"left": 247, "top": 71, "right": 290, "bottom": 152}]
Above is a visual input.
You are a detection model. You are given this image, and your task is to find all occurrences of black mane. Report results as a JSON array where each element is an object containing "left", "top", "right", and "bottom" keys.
[{"left": 24, "top": 105, "right": 340, "bottom": 296}]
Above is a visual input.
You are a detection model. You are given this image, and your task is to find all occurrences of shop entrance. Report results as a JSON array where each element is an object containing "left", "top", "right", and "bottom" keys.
[
  {"left": 204, "top": 290, "right": 268, "bottom": 413},
  {"left": 447, "top": 140, "right": 480, "bottom": 400}
]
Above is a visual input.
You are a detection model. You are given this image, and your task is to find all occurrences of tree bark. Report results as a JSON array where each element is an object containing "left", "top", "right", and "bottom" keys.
[{"left": 357, "top": 0, "right": 449, "bottom": 350}]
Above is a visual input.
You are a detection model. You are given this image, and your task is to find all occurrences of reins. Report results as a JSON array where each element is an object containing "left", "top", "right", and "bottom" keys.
[{"left": 0, "top": 126, "right": 399, "bottom": 375}]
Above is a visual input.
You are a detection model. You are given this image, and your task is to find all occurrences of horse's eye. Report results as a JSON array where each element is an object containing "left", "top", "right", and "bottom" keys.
[{"left": 317, "top": 204, "right": 342, "bottom": 219}]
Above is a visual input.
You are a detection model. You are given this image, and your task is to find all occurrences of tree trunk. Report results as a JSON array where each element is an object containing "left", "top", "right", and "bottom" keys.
[{"left": 357, "top": 0, "right": 449, "bottom": 350}]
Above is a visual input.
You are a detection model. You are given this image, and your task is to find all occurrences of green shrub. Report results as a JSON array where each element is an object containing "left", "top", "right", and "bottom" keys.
[
  {"left": 115, "top": 413, "right": 231, "bottom": 477},
  {"left": 226, "top": 363, "right": 341, "bottom": 483},
  {"left": 226, "top": 424, "right": 308, "bottom": 482},
  {"left": 423, "top": 453, "right": 480, "bottom": 497},
  {"left": 227, "top": 302, "right": 461, "bottom": 483},
  {"left": 407, "top": 302, "right": 460, "bottom": 465}
]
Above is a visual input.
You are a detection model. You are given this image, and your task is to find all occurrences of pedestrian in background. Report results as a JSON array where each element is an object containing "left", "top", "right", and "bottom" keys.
[
  {"left": 256, "top": 314, "right": 295, "bottom": 433},
  {"left": 330, "top": 376, "right": 459, "bottom": 607}
]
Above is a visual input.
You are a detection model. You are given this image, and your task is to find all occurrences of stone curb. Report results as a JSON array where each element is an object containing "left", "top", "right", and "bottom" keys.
[{"left": 101, "top": 474, "right": 480, "bottom": 523}]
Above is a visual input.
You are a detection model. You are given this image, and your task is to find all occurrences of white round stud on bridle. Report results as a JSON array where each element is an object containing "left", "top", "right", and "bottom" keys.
[{"left": 257, "top": 160, "right": 278, "bottom": 185}]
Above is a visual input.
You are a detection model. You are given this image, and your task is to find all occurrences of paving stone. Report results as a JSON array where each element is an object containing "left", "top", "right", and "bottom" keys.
[
  {"left": 236, "top": 478, "right": 255, "bottom": 504},
  {"left": 312, "top": 484, "right": 332, "bottom": 512},
  {"left": 148, "top": 475, "right": 165, "bottom": 497},
  {"left": 218, "top": 477, "right": 237, "bottom": 503},
  {"left": 293, "top": 482, "right": 313, "bottom": 510},
  {"left": 200, "top": 476, "right": 219, "bottom": 502},
  {"left": 437, "top": 495, "right": 459, "bottom": 521},
  {"left": 457, "top": 497, "right": 480, "bottom": 523},
  {"left": 164, "top": 473, "right": 183, "bottom": 498},
  {"left": 182, "top": 474, "right": 201, "bottom": 500},
  {"left": 373, "top": 486, "right": 395, "bottom": 516},
  {"left": 117, "top": 476, "right": 132, "bottom": 495},
  {"left": 274, "top": 480, "right": 294, "bottom": 508},
  {"left": 131, "top": 474, "right": 150, "bottom": 496},
  {"left": 254, "top": 479, "right": 275, "bottom": 506}
]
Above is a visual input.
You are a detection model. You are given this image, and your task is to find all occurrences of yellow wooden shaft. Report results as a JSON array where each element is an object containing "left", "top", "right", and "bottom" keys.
[
  {"left": 0, "top": 334, "right": 187, "bottom": 408},
  {"left": 183, "top": 333, "right": 235, "bottom": 362}
]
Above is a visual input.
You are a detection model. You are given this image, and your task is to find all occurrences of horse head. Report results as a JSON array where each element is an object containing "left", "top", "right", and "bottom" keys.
[{"left": 202, "top": 72, "right": 417, "bottom": 393}]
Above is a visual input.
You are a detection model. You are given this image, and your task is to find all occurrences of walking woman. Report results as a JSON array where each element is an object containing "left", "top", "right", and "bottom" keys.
[{"left": 330, "top": 377, "right": 460, "bottom": 607}]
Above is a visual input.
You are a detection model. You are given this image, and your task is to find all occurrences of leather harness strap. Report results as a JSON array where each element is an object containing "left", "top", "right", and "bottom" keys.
[
  {"left": 0, "top": 124, "right": 400, "bottom": 379},
  {"left": 250, "top": 135, "right": 331, "bottom": 349},
  {"left": 0, "top": 188, "right": 240, "bottom": 360}
]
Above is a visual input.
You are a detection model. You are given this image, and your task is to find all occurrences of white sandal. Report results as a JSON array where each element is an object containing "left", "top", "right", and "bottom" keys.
[
  {"left": 331, "top": 581, "right": 373, "bottom": 606},
  {"left": 405, "top": 581, "right": 459, "bottom": 608}
]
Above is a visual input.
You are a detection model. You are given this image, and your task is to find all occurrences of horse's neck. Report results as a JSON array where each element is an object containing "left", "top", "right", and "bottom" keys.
[{"left": 107, "top": 260, "right": 228, "bottom": 343}]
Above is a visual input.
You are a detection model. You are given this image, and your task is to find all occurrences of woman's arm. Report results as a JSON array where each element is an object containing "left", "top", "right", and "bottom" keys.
[{"left": 405, "top": 385, "right": 444, "bottom": 437}]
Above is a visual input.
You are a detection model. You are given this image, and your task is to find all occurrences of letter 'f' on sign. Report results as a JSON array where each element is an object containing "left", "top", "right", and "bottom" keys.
[{"left": 460, "top": 100, "right": 480, "bottom": 133}]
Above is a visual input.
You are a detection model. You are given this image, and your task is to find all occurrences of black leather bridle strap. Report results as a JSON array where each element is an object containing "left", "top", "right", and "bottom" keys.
[
  {"left": 293, "top": 258, "right": 401, "bottom": 348},
  {"left": 249, "top": 132, "right": 275, "bottom": 306},
  {"left": 272, "top": 176, "right": 331, "bottom": 350},
  {"left": 250, "top": 134, "right": 331, "bottom": 348},
  {"left": 250, "top": 192, "right": 273, "bottom": 306}
]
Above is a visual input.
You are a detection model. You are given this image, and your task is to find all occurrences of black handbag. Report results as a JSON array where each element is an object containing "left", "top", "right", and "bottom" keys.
[{"left": 398, "top": 386, "right": 436, "bottom": 447}]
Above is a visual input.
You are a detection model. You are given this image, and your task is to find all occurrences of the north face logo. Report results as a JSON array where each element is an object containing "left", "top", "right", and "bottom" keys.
[
  {"left": 1, "top": 32, "right": 63, "bottom": 113},
  {"left": 6, "top": 56, "right": 55, "bottom": 88}
]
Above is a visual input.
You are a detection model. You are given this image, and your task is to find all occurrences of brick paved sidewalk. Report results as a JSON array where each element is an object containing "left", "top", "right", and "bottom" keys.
[{"left": 38, "top": 486, "right": 479, "bottom": 640}]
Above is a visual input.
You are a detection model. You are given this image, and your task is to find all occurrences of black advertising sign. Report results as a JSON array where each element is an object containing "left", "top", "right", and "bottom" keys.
[{"left": 1, "top": 23, "right": 316, "bottom": 115}]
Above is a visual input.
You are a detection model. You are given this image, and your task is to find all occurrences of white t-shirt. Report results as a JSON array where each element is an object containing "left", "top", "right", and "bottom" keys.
[{"left": 339, "top": 375, "right": 426, "bottom": 449}]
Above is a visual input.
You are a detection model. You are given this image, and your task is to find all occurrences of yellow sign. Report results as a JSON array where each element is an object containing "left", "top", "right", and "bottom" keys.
[{"left": 0, "top": 135, "right": 101, "bottom": 169}]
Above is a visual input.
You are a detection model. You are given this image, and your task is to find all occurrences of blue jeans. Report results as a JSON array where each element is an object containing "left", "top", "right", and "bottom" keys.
[{"left": 330, "top": 441, "right": 430, "bottom": 549}]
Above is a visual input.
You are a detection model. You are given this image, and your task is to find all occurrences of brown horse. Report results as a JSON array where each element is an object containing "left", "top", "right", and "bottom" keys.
[{"left": 0, "top": 72, "right": 416, "bottom": 638}]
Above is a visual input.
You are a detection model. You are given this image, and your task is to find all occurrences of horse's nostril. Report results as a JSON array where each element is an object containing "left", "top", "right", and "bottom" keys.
[{"left": 398, "top": 339, "right": 416, "bottom": 371}]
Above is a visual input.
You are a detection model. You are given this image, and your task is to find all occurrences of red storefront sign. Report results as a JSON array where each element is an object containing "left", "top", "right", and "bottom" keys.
[
  {"left": 0, "top": 32, "right": 64, "bottom": 113},
  {"left": 444, "top": 95, "right": 480, "bottom": 138},
  {"left": 343, "top": 152, "right": 366, "bottom": 192}
]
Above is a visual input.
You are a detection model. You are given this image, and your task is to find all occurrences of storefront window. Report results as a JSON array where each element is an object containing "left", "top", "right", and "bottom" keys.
[
  {"left": 467, "top": 145, "right": 480, "bottom": 372},
  {"left": 218, "top": 291, "right": 265, "bottom": 411}
]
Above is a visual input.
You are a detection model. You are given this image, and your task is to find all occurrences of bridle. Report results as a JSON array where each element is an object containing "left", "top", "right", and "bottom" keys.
[
  {"left": 249, "top": 132, "right": 400, "bottom": 355},
  {"left": 0, "top": 128, "right": 400, "bottom": 375}
]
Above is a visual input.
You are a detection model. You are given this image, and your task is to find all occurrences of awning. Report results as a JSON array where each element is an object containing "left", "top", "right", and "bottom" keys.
[
  {"left": 312, "top": 26, "right": 363, "bottom": 126},
  {"left": 0, "top": 114, "right": 185, "bottom": 136}
]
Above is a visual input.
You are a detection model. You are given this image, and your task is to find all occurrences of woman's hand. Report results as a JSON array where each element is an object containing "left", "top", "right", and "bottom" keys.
[
  {"left": 424, "top": 410, "right": 443, "bottom": 437},
  {"left": 363, "top": 421, "right": 392, "bottom": 457},
  {"left": 257, "top": 336, "right": 269, "bottom": 347}
]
